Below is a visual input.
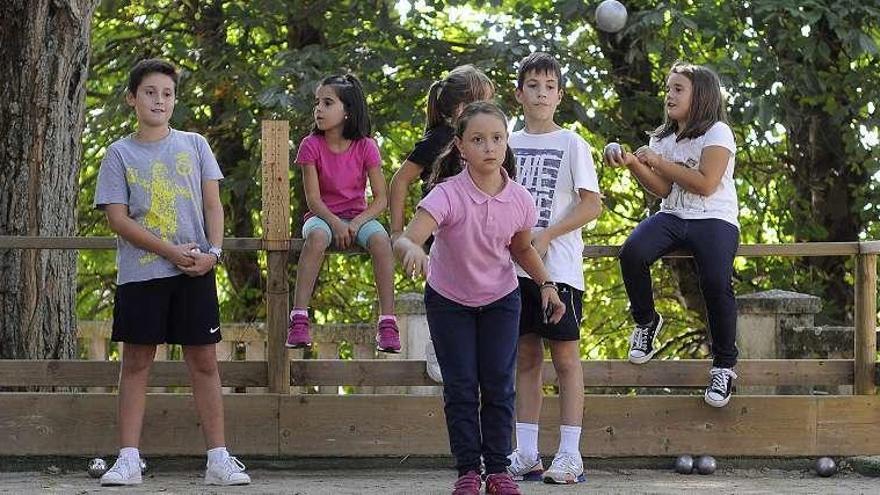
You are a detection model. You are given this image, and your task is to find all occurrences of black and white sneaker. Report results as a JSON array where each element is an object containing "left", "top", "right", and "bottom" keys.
[
  {"left": 628, "top": 313, "right": 663, "bottom": 364},
  {"left": 704, "top": 367, "right": 737, "bottom": 407}
]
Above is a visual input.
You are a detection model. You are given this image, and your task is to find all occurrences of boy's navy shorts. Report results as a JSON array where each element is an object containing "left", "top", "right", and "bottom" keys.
[
  {"left": 112, "top": 271, "right": 222, "bottom": 346},
  {"left": 517, "top": 277, "right": 583, "bottom": 341}
]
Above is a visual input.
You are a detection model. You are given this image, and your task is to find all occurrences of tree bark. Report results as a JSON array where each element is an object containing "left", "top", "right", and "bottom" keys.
[{"left": 0, "top": 0, "right": 98, "bottom": 359}]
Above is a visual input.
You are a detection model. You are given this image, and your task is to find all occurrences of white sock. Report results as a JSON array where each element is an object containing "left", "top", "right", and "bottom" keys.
[
  {"left": 119, "top": 447, "right": 140, "bottom": 461},
  {"left": 558, "top": 425, "right": 582, "bottom": 455},
  {"left": 515, "top": 422, "right": 539, "bottom": 461},
  {"left": 379, "top": 314, "right": 397, "bottom": 323},
  {"left": 290, "top": 308, "right": 307, "bottom": 318},
  {"left": 207, "top": 446, "right": 228, "bottom": 465}
]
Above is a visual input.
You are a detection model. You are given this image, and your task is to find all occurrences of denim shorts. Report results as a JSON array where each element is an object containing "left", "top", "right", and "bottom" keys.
[{"left": 302, "top": 216, "right": 388, "bottom": 248}]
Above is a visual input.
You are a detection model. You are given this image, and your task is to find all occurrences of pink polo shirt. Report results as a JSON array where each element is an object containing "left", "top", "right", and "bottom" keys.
[{"left": 418, "top": 168, "right": 538, "bottom": 307}]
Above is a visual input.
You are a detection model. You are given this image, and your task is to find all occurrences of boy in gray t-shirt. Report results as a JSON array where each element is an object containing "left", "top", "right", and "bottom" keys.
[{"left": 93, "top": 58, "right": 249, "bottom": 487}]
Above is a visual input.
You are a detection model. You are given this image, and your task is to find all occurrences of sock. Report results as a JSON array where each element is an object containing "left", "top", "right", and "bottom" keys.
[
  {"left": 558, "top": 425, "right": 582, "bottom": 455},
  {"left": 290, "top": 308, "right": 308, "bottom": 319},
  {"left": 515, "top": 422, "right": 539, "bottom": 461},
  {"left": 119, "top": 447, "right": 140, "bottom": 461},
  {"left": 379, "top": 314, "right": 397, "bottom": 323},
  {"left": 207, "top": 446, "right": 229, "bottom": 465}
]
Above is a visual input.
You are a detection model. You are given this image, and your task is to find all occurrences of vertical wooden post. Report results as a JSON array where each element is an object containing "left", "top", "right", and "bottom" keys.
[
  {"left": 854, "top": 253, "right": 877, "bottom": 395},
  {"left": 262, "top": 121, "right": 291, "bottom": 394}
]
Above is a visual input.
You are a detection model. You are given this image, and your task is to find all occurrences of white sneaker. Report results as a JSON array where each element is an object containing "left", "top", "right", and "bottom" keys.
[
  {"left": 100, "top": 456, "right": 142, "bottom": 486},
  {"left": 543, "top": 452, "right": 586, "bottom": 484},
  {"left": 425, "top": 340, "right": 443, "bottom": 383},
  {"left": 205, "top": 455, "right": 251, "bottom": 486},
  {"left": 507, "top": 448, "right": 543, "bottom": 481}
]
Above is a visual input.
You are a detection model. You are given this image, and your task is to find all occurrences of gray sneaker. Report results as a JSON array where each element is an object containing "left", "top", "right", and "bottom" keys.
[{"left": 425, "top": 340, "right": 443, "bottom": 383}]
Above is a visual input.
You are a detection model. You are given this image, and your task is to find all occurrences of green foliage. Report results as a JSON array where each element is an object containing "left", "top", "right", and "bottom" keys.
[{"left": 79, "top": 0, "right": 880, "bottom": 358}]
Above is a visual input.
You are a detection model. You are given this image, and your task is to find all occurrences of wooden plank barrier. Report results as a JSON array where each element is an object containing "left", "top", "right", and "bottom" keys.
[{"left": 1, "top": 393, "right": 879, "bottom": 457}]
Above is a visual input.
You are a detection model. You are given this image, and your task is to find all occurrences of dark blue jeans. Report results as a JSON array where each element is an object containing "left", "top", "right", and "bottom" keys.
[
  {"left": 618, "top": 213, "right": 740, "bottom": 368},
  {"left": 424, "top": 284, "right": 520, "bottom": 475}
]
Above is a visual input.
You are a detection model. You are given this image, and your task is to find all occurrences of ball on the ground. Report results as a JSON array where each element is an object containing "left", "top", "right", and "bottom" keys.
[
  {"left": 815, "top": 457, "right": 837, "bottom": 477},
  {"left": 674, "top": 454, "right": 694, "bottom": 474},
  {"left": 140, "top": 457, "right": 148, "bottom": 474},
  {"left": 595, "top": 0, "right": 628, "bottom": 33},
  {"left": 604, "top": 142, "right": 623, "bottom": 162},
  {"left": 87, "top": 458, "right": 107, "bottom": 478},
  {"left": 695, "top": 455, "right": 716, "bottom": 475}
]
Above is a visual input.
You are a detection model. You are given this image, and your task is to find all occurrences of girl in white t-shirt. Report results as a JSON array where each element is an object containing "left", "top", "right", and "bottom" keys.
[{"left": 606, "top": 62, "right": 740, "bottom": 408}]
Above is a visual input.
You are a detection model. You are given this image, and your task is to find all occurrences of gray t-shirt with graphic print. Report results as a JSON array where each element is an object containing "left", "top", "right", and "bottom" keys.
[{"left": 94, "top": 129, "right": 223, "bottom": 285}]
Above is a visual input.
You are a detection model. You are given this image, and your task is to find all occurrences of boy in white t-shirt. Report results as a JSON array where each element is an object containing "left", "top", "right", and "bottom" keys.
[{"left": 506, "top": 52, "right": 603, "bottom": 485}]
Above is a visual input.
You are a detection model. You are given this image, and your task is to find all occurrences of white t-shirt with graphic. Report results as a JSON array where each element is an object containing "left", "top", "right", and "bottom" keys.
[
  {"left": 510, "top": 128, "right": 600, "bottom": 291},
  {"left": 651, "top": 121, "right": 739, "bottom": 227}
]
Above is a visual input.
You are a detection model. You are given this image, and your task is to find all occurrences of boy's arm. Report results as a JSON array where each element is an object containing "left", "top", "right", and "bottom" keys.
[
  {"left": 180, "top": 178, "right": 223, "bottom": 276},
  {"left": 389, "top": 160, "right": 424, "bottom": 240},
  {"left": 104, "top": 204, "right": 196, "bottom": 267},
  {"left": 350, "top": 166, "right": 389, "bottom": 232},
  {"left": 532, "top": 189, "right": 603, "bottom": 257}
]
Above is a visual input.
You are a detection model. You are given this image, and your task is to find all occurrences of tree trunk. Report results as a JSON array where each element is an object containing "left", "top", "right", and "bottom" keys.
[{"left": 0, "top": 0, "right": 98, "bottom": 359}]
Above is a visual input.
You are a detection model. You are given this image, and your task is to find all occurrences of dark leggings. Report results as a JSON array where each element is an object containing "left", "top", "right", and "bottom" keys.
[{"left": 619, "top": 213, "right": 739, "bottom": 368}]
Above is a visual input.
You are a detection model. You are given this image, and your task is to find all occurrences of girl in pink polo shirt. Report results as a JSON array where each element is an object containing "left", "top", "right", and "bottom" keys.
[
  {"left": 287, "top": 74, "right": 399, "bottom": 353},
  {"left": 394, "top": 101, "right": 565, "bottom": 495}
]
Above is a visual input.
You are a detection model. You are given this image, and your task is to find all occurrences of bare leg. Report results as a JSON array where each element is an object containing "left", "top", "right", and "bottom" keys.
[
  {"left": 367, "top": 233, "right": 395, "bottom": 315},
  {"left": 183, "top": 344, "right": 225, "bottom": 449},
  {"left": 293, "top": 230, "right": 330, "bottom": 309},
  {"left": 549, "top": 340, "right": 584, "bottom": 427},
  {"left": 117, "top": 343, "right": 157, "bottom": 447},
  {"left": 514, "top": 333, "right": 544, "bottom": 424}
]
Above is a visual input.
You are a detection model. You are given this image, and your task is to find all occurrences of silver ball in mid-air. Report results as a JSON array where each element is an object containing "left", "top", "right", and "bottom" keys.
[
  {"left": 140, "top": 457, "right": 148, "bottom": 474},
  {"left": 595, "top": 0, "right": 628, "bottom": 33},
  {"left": 695, "top": 455, "right": 716, "bottom": 475},
  {"left": 674, "top": 454, "right": 694, "bottom": 474},
  {"left": 815, "top": 456, "right": 837, "bottom": 477},
  {"left": 604, "top": 142, "right": 623, "bottom": 162},
  {"left": 87, "top": 458, "right": 108, "bottom": 478}
]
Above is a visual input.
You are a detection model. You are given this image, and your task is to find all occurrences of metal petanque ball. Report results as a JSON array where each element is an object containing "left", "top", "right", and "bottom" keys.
[
  {"left": 595, "top": 0, "right": 628, "bottom": 33},
  {"left": 815, "top": 457, "right": 837, "bottom": 477},
  {"left": 87, "top": 458, "right": 107, "bottom": 478},
  {"left": 695, "top": 455, "right": 717, "bottom": 475},
  {"left": 604, "top": 142, "right": 623, "bottom": 162},
  {"left": 674, "top": 455, "right": 694, "bottom": 474}
]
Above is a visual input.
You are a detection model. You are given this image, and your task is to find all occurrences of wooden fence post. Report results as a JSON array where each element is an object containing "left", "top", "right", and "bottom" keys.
[
  {"left": 854, "top": 253, "right": 877, "bottom": 395},
  {"left": 262, "top": 120, "right": 291, "bottom": 394}
]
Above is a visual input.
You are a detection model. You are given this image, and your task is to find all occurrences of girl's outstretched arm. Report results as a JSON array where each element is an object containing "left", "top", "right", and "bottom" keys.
[
  {"left": 393, "top": 208, "right": 437, "bottom": 278},
  {"left": 636, "top": 146, "right": 730, "bottom": 196},
  {"left": 389, "top": 160, "right": 424, "bottom": 240}
]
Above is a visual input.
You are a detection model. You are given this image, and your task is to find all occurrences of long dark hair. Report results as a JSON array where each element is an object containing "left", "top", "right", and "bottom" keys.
[
  {"left": 650, "top": 62, "right": 728, "bottom": 142},
  {"left": 429, "top": 101, "right": 516, "bottom": 188},
  {"left": 425, "top": 65, "right": 495, "bottom": 132},
  {"left": 311, "top": 74, "right": 371, "bottom": 140}
]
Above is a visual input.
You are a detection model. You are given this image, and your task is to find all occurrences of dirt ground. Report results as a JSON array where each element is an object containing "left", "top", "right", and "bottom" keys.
[{"left": 1, "top": 467, "right": 877, "bottom": 494}]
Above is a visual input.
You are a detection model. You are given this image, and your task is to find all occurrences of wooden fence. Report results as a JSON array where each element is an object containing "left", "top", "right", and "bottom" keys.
[{"left": 0, "top": 120, "right": 877, "bottom": 457}]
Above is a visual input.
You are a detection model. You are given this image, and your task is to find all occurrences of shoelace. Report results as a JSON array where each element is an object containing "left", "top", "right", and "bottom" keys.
[
  {"left": 226, "top": 456, "right": 246, "bottom": 472},
  {"left": 632, "top": 325, "right": 650, "bottom": 352},
  {"left": 550, "top": 453, "right": 580, "bottom": 472},
  {"left": 709, "top": 368, "right": 738, "bottom": 392}
]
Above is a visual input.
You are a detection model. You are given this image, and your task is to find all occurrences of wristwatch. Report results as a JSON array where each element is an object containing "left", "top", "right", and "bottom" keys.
[{"left": 208, "top": 246, "right": 223, "bottom": 264}]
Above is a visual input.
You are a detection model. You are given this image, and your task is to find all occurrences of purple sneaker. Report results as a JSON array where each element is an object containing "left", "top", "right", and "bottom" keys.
[
  {"left": 286, "top": 313, "right": 312, "bottom": 348},
  {"left": 376, "top": 318, "right": 401, "bottom": 353},
  {"left": 452, "top": 471, "right": 481, "bottom": 495}
]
